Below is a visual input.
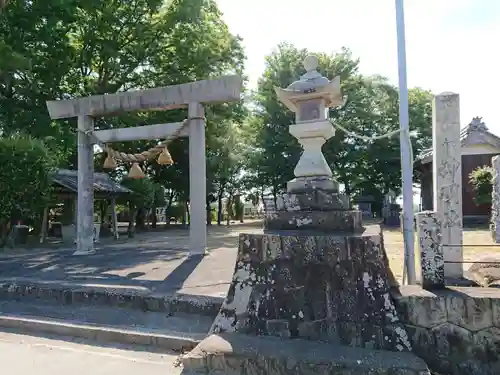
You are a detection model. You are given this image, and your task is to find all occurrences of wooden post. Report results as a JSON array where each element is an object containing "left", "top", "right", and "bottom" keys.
[
  {"left": 75, "top": 115, "right": 95, "bottom": 255},
  {"left": 111, "top": 197, "right": 119, "bottom": 240},
  {"left": 188, "top": 102, "right": 207, "bottom": 256}
]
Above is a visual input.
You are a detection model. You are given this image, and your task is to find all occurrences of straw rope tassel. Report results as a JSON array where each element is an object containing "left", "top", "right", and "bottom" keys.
[
  {"left": 128, "top": 163, "right": 145, "bottom": 179},
  {"left": 101, "top": 116, "right": 205, "bottom": 170},
  {"left": 157, "top": 146, "right": 173, "bottom": 165},
  {"left": 103, "top": 148, "right": 117, "bottom": 169}
]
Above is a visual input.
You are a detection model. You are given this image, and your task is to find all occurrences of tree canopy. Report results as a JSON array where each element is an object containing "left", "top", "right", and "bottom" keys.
[
  {"left": 244, "top": 43, "right": 433, "bottom": 207},
  {"left": 0, "top": 1, "right": 437, "bottom": 227}
]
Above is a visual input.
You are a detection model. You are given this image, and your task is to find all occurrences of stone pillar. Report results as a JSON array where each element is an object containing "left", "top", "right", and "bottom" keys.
[
  {"left": 432, "top": 93, "right": 463, "bottom": 278},
  {"left": 491, "top": 156, "right": 500, "bottom": 243},
  {"left": 188, "top": 102, "right": 207, "bottom": 256},
  {"left": 415, "top": 211, "right": 444, "bottom": 290},
  {"left": 75, "top": 115, "right": 95, "bottom": 255}
]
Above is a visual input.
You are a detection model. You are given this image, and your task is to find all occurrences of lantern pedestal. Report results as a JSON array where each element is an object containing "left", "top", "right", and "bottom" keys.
[{"left": 210, "top": 186, "right": 408, "bottom": 352}]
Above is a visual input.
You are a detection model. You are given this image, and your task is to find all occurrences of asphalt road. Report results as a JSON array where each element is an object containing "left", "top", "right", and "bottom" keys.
[{"left": 0, "top": 331, "right": 184, "bottom": 375}]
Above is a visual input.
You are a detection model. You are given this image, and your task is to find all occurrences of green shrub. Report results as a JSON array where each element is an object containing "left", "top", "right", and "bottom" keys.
[
  {"left": 121, "top": 177, "right": 155, "bottom": 210},
  {"left": 469, "top": 166, "right": 493, "bottom": 205},
  {"left": 0, "top": 136, "right": 54, "bottom": 244}
]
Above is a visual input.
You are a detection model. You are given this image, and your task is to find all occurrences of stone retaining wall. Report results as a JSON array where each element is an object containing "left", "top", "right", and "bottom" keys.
[
  {"left": 0, "top": 279, "right": 222, "bottom": 317},
  {"left": 395, "top": 286, "right": 500, "bottom": 375},
  {"left": 3, "top": 279, "right": 500, "bottom": 375}
]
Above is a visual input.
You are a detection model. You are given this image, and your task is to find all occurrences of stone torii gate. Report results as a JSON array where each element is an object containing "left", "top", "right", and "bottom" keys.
[{"left": 46, "top": 76, "right": 242, "bottom": 255}]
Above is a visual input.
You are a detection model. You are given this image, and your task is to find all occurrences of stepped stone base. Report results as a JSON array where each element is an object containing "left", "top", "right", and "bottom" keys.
[
  {"left": 265, "top": 210, "right": 362, "bottom": 232},
  {"left": 210, "top": 225, "right": 411, "bottom": 352},
  {"left": 182, "top": 333, "right": 431, "bottom": 375},
  {"left": 277, "top": 190, "right": 348, "bottom": 212},
  {"left": 287, "top": 176, "right": 339, "bottom": 194}
]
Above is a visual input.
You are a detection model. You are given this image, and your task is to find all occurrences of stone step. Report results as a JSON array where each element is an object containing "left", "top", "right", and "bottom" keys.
[
  {"left": 0, "top": 277, "right": 223, "bottom": 317},
  {"left": 182, "top": 333, "right": 431, "bottom": 375},
  {"left": 0, "top": 300, "right": 213, "bottom": 352}
]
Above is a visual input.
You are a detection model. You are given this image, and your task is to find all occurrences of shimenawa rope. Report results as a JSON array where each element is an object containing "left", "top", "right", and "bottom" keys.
[
  {"left": 104, "top": 116, "right": 206, "bottom": 164},
  {"left": 329, "top": 119, "right": 416, "bottom": 286}
]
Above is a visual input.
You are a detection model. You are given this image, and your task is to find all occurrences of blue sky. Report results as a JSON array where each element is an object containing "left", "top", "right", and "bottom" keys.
[{"left": 216, "top": 0, "right": 500, "bottom": 134}]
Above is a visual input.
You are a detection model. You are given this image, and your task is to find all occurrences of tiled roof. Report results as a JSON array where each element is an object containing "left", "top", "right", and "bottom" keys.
[
  {"left": 418, "top": 127, "right": 471, "bottom": 161},
  {"left": 52, "top": 169, "right": 131, "bottom": 195},
  {"left": 416, "top": 117, "right": 500, "bottom": 163}
]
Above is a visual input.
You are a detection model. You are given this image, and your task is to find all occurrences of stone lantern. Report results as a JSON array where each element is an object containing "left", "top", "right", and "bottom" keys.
[
  {"left": 275, "top": 55, "right": 343, "bottom": 193},
  {"left": 209, "top": 54, "right": 416, "bottom": 362}
]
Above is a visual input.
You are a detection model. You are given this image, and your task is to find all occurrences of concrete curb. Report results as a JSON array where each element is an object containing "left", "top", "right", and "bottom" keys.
[
  {"left": 0, "top": 278, "right": 224, "bottom": 318},
  {"left": 0, "top": 314, "right": 203, "bottom": 352}
]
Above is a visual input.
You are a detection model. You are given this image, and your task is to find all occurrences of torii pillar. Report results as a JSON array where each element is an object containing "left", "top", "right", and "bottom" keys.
[{"left": 46, "top": 76, "right": 242, "bottom": 255}]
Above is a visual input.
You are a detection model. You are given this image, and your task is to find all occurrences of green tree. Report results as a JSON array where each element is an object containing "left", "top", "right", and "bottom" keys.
[
  {"left": 206, "top": 121, "right": 247, "bottom": 225},
  {"left": 0, "top": 0, "right": 78, "bottom": 162},
  {"left": 247, "top": 43, "right": 433, "bottom": 203},
  {"left": 0, "top": 136, "right": 54, "bottom": 245},
  {"left": 143, "top": 0, "right": 247, "bottom": 211},
  {"left": 2, "top": 0, "right": 246, "bottom": 193},
  {"left": 469, "top": 166, "right": 493, "bottom": 205},
  {"left": 120, "top": 177, "right": 155, "bottom": 235}
]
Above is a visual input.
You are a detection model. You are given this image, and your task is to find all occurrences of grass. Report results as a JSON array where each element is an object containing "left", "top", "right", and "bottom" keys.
[{"left": 382, "top": 226, "right": 500, "bottom": 281}]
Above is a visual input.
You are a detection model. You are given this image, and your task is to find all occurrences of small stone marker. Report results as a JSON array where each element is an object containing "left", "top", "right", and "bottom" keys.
[
  {"left": 491, "top": 155, "right": 500, "bottom": 243},
  {"left": 415, "top": 211, "right": 445, "bottom": 289}
]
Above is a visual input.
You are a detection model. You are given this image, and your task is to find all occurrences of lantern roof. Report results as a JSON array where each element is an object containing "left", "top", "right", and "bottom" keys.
[{"left": 274, "top": 55, "right": 343, "bottom": 112}]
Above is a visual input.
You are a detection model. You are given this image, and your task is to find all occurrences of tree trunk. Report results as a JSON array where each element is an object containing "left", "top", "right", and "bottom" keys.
[
  {"left": 206, "top": 199, "right": 212, "bottom": 225},
  {"left": 164, "top": 192, "right": 174, "bottom": 228},
  {"left": 234, "top": 195, "right": 244, "bottom": 223},
  {"left": 136, "top": 208, "right": 146, "bottom": 231},
  {"left": 226, "top": 194, "right": 233, "bottom": 226},
  {"left": 342, "top": 181, "right": 351, "bottom": 209},
  {"left": 99, "top": 200, "right": 111, "bottom": 237},
  {"left": 166, "top": 191, "right": 174, "bottom": 210},
  {"left": 272, "top": 188, "right": 278, "bottom": 210},
  {"left": 151, "top": 205, "right": 157, "bottom": 228},
  {"left": 259, "top": 189, "right": 265, "bottom": 216},
  {"left": 343, "top": 180, "right": 351, "bottom": 196},
  {"left": 217, "top": 193, "right": 224, "bottom": 226},
  {"left": 185, "top": 201, "right": 190, "bottom": 226},
  {"left": 99, "top": 200, "right": 106, "bottom": 225},
  {"left": 146, "top": 208, "right": 151, "bottom": 230},
  {"left": 0, "top": 219, "right": 10, "bottom": 247},
  {"left": 127, "top": 203, "right": 136, "bottom": 238},
  {"left": 181, "top": 201, "right": 187, "bottom": 226}
]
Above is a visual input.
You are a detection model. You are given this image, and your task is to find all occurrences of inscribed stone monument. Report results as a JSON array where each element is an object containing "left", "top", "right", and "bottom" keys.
[
  {"left": 432, "top": 93, "right": 463, "bottom": 278},
  {"left": 491, "top": 155, "right": 500, "bottom": 243}
]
